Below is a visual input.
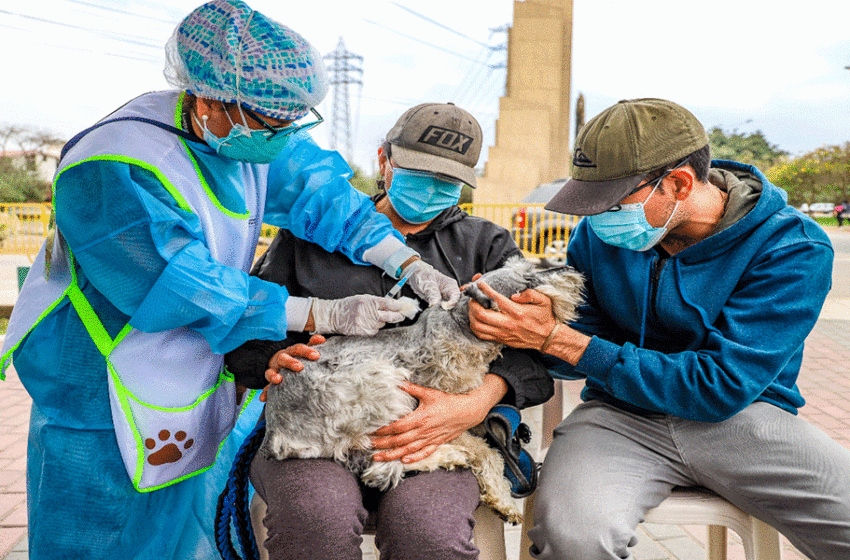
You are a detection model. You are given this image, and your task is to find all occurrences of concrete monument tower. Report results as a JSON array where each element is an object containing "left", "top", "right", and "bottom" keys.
[{"left": 476, "top": 0, "right": 573, "bottom": 204}]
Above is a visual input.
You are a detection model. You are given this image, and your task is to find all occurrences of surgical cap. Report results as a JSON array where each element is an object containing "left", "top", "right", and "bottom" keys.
[{"left": 163, "top": 0, "right": 328, "bottom": 120}]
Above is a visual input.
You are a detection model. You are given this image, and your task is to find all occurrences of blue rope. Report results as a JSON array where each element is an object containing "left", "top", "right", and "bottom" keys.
[{"left": 215, "top": 419, "right": 267, "bottom": 560}]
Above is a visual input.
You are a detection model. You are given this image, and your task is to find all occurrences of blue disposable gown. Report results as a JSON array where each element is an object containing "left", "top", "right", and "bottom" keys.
[{"left": 12, "top": 131, "right": 403, "bottom": 559}]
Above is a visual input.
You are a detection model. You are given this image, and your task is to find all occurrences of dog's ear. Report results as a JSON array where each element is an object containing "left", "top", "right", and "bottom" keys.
[
  {"left": 462, "top": 282, "right": 498, "bottom": 310},
  {"left": 502, "top": 255, "right": 543, "bottom": 292},
  {"left": 534, "top": 265, "right": 586, "bottom": 323}
]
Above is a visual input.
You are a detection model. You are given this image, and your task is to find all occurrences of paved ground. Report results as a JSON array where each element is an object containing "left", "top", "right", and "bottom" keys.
[{"left": 2, "top": 229, "right": 850, "bottom": 559}]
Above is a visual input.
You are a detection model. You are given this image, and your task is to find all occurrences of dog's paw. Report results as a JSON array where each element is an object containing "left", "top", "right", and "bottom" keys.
[{"left": 462, "top": 281, "right": 498, "bottom": 310}]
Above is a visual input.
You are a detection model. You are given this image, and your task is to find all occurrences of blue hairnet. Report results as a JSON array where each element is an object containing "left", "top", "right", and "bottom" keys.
[{"left": 163, "top": 0, "right": 328, "bottom": 120}]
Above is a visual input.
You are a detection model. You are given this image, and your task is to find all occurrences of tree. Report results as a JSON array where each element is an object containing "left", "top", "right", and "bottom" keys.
[
  {"left": 0, "top": 123, "right": 64, "bottom": 202},
  {"left": 0, "top": 124, "right": 26, "bottom": 155},
  {"left": 0, "top": 159, "right": 51, "bottom": 202},
  {"left": 348, "top": 164, "right": 379, "bottom": 196},
  {"left": 767, "top": 143, "right": 850, "bottom": 206},
  {"left": 19, "top": 130, "right": 65, "bottom": 158},
  {"left": 708, "top": 127, "right": 788, "bottom": 171}
]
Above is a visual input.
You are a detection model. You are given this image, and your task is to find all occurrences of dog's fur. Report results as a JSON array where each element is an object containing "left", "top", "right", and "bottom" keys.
[{"left": 261, "top": 256, "right": 584, "bottom": 523}]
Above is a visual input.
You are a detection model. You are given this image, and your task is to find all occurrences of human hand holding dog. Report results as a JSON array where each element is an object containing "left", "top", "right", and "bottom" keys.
[
  {"left": 370, "top": 374, "right": 508, "bottom": 463},
  {"left": 259, "top": 335, "right": 325, "bottom": 402},
  {"left": 469, "top": 281, "right": 591, "bottom": 365}
]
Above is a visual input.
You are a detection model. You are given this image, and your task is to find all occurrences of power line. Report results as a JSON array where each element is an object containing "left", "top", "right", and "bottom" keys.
[
  {"left": 0, "top": 29, "right": 162, "bottom": 64},
  {"left": 362, "top": 19, "right": 486, "bottom": 65},
  {"left": 0, "top": 22, "right": 160, "bottom": 64},
  {"left": 0, "top": 8, "right": 163, "bottom": 50},
  {"left": 453, "top": 55, "right": 492, "bottom": 105},
  {"left": 359, "top": 95, "right": 422, "bottom": 108},
  {"left": 65, "top": 0, "right": 178, "bottom": 26},
  {"left": 390, "top": 2, "right": 490, "bottom": 48}
]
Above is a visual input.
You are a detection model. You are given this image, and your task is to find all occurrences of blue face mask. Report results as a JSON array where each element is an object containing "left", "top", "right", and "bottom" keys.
[
  {"left": 195, "top": 108, "right": 292, "bottom": 164},
  {"left": 386, "top": 167, "right": 464, "bottom": 224},
  {"left": 588, "top": 183, "right": 678, "bottom": 251}
]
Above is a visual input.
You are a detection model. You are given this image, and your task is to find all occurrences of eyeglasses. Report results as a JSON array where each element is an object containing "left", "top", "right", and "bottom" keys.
[
  {"left": 240, "top": 106, "right": 324, "bottom": 141},
  {"left": 607, "top": 156, "right": 691, "bottom": 212}
]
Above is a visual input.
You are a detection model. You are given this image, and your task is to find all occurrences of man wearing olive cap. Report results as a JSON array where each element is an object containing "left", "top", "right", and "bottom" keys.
[
  {"left": 469, "top": 98, "right": 850, "bottom": 559},
  {"left": 0, "top": 1, "right": 460, "bottom": 558}
]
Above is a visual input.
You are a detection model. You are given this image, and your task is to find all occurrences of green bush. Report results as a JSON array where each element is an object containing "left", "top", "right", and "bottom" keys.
[
  {"left": 767, "top": 143, "right": 850, "bottom": 207},
  {"left": 0, "top": 212, "right": 21, "bottom": 243},
  {"left": 0, "top": 159, "right": 51, "bottom": 202}
]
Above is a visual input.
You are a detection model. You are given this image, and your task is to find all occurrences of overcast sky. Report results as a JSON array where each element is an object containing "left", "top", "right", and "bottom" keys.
[{"left": 2, "top": 0, "right": 850, "bottom": 177}]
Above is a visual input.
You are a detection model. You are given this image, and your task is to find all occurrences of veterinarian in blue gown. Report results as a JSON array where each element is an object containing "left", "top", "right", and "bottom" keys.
[
  {"left": 469, "top": 98, "right": 850, "bottom": 559},
  {"left": 226, "top": 103, "right": 555, "bottom": 560},
  {"left": 0, "top": 2, "right": 461, "bottom": 559}
]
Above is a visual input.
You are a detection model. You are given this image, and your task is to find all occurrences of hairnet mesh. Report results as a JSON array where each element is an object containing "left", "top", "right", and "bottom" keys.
[{"left": 163, "top": 0, "right": 328, "bottom": 120}]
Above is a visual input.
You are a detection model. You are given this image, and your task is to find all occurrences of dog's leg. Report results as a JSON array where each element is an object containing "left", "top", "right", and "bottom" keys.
[{"left": 360, "top": 460, "right": 406, "bottom": 491}]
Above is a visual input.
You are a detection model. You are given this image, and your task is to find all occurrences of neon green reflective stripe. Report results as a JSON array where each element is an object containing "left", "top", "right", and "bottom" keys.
[
  {"left": 55, "top": 155, "right": 193, "bottom": 214},
  {"left": 135, "top": 389, "right": 258, "bottom": 492},
  {"left": 137, "top": 461, "right": 216, "bottom": 493},
  {"left": 111, "top": 323, "right": 133, "bottom": 351},
  {"left": 67, "top": 284, "right": 114, "bottom": 356},
  {"left": 0, "top": 282, "right": 74, "bottom": 381},
  {"left": 175, "top": 92, "right": 185, "bottom": 129},
  {"left": 173, "top": 91, "right": 250, "bottom": 220},
  {"left": 105, "top": 360, "right": 240, "bottom": 492},
  {"left": 121, "top": 367, "right": 233, "bottom": 412},
  {"left": 107, "top": 360, "right": 147, "bottom": 490},
  {"left": 60, "top": 247, "right": 115, "bottom": 357},
  {"left": 179, "top": 139, "right": 250, "bottom": 220}
]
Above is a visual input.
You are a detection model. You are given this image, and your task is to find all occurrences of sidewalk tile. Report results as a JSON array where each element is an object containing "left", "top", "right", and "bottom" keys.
[{"left": 0, "top": 528, "right": 25, "bottom": 558}]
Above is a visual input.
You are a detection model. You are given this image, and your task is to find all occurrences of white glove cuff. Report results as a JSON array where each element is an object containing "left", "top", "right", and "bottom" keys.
[
  {"left": 284, "top": 296, "right": 313, "bottom": 332},
  {"left": 381, "top": 246, "right": 420, "bottom": 278},
  {"left": 362, "top": 235, "right": 414, "bottom": 276}
]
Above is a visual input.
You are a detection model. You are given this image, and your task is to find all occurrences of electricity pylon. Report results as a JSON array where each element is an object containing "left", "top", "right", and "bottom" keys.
[{"left": 324, "top": 38, "right": 363, "bottom": 163}]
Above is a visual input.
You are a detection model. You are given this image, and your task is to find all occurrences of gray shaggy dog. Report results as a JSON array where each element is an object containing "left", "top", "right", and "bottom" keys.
[{"left": 260, "top": 256, "right": 584, "bottom": 523}]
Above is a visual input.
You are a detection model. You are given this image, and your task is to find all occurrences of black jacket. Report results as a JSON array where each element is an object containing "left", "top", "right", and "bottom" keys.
[{"left": 225, "top": 194, "right": 555, "bottom": 409}]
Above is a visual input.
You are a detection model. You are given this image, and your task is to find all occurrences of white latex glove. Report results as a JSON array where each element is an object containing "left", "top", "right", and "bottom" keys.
[
  {"left": 401, "top": 259, "right": 461, "bottom": 307},
  {"left": 310, "top": 295, "right": 417, "bottom": 336}
]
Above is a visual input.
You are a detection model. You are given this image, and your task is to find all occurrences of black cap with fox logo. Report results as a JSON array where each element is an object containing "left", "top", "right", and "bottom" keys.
[
  {"left": 385, "top": 102, "right": 482, "bottom": 188},
  {"left": 546, "top": 98, "right": 709, "bottom": 215}
]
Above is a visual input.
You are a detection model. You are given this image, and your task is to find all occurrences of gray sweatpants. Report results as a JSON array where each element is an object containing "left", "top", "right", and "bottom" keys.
[
  {"left": 249, "top": 455, "right": 481, "bottom": 560},
  {"left": 529, "top": 400, "right": 850, "bottom": 560}
]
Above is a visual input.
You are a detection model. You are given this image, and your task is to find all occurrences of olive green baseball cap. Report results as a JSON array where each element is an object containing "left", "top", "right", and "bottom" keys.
[{"left": 546, "top": 98, "right": 709, "bottom": 215}]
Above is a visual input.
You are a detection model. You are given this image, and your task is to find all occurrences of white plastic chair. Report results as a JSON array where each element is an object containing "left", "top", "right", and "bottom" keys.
[
  {"left": 517, "top": 381, "right": 784, "bottom": 560},
  {"left": 250, "top": 493, "right": 508, "bottom": 560},
  {"left": 644, "top": 486, "right": 783, "bottom": 560},
  {"left": 517, "top": 485, "right": 783, "bottom": 560}
]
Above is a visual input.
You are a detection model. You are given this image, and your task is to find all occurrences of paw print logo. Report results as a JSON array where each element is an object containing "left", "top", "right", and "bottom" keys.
[{"left": 145, "top": 429, "right": 194, "bottom": 466}]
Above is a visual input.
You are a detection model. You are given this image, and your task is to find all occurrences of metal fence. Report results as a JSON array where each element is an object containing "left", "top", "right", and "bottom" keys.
[
  {"left": 0, "top": 202, "right": 578, "bottom": 264},
  {"left": 459, "top": 203, "right": 577, "bottom": 264},
  {"left": 0, "top": 203, "right": 52, "bottom": 258}
]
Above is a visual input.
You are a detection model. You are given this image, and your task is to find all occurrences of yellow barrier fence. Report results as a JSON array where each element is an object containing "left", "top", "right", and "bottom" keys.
[
  {"left": 0, "top": 203, "right": 52, "bottom": 259},
  {"left": 459, "top": 203, "right": 577, "bottom": 264},
  {"left": 0, "top": 202, "right": 579, "bottom": 265}
]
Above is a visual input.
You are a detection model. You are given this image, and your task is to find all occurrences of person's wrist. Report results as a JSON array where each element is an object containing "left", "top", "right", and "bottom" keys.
[
  {"left": 542, "top": 325, "right": 591, "bottom": 365},
  {"left": 471, "top": 374, "right": 509, "bottom": 421},
  {"left": 398, "top": 255, "right": 421, "bottom": 276},
  {"left": 539, "top": 322, "right": 562, "bottom": 354}
]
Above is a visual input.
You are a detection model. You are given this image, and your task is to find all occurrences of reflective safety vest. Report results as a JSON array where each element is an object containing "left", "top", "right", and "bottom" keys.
[{"left": 1, "top": 91, "right": 265, "bottom": 492}]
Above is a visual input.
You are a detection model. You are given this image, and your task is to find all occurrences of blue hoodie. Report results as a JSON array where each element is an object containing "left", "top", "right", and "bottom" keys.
[{"left": 550, "top": 160, "right": 833, "bottom": 422}]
